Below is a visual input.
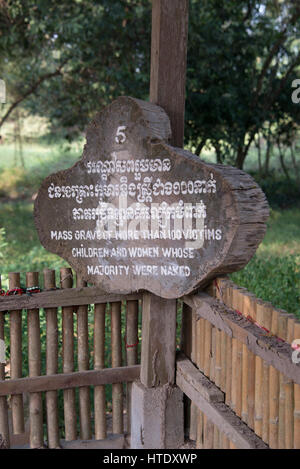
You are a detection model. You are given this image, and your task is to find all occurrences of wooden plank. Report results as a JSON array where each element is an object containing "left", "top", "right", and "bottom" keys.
[
  {"left": 9, "top": 272, "right": 24, "bottom": 434},
  {"left": 150, "top": 0, "right": 189, "bottom": 147},
  {"left": 0, "top": 288, "right": 141, "bottom": 312},
  {"left": 44, "top": 269, "right": 60, "bottom": 449},
  {"left": 176, "top": 356, "right": 267, "bottom": 449},
  {"left": 140, "top": 293, "right": 177, "bottom": 387},
  {"left": 26, "top": 271, "right": 44, "bottom": 448},
  {"left": 61, "top": 268, "right": 77, "bottom": 441},
  {"left": 183, "top": 293, "right": 300, "bottom": 385},
  {"left": 0, "top": 275, "right": 9, "bottom": 448},
  {"left": 0, "top": 365, "right": 140, "bottom": 397},
  {"left": 111, "top": 302, "right": 123, "bottom": 434},
  {"left": 176, "top": 353, "right": 224, "bottom": 403},
  {"left": 76, "top": 275, "right": 92, "bottom": 441},
  {"left": 94, "top": 303, "right": 107, "bottom": 440}
]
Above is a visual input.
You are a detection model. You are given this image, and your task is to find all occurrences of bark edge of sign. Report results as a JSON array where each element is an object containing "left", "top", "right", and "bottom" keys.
[{"left": 34, "top": 96, "right": 270, "bottom": 298}]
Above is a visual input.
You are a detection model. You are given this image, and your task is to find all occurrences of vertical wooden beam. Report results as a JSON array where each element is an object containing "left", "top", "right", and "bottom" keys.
[
  {"left": 27, "top": 271, "right": 43, "bottom": 448},
  {"left": 44, "top": 269, "right": 60, "bottom": 449},
  {"left": 140, "top": 293, "right": 177, "bottom": 387},
  {"left": 9, "top": 272, "right": 24, "bottom": 434},
  {"left": 94, "top": 303, "right": 106, "bottom": 440},
  {"left": 60, "top": 268, "right": 77, "bottom": 441},
  {"left": 76, "top": 275, "right": 92, "bottom": 440},
  {"left": 0, "top": 275, "right": 9, "bottom": 448},
  {"left": 131, "top": 0, "right": 188, "bottom": 449},
  {"left": 150, "top": 0, "right": 189, "bottom": 147}
]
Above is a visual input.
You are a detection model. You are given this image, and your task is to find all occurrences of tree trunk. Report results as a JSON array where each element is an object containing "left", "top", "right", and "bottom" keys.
[
  {"left": 255, "top": 134, "right": 262, "bottom": 175},
  {"left": 290, "top": 144, "right": 300, "bottom": 185},
  {"left": 277, "top": 141, "right": 290, "bottom": 181},
  {"left": 264, "top": 127, "right": 272, "bottom": 177}
]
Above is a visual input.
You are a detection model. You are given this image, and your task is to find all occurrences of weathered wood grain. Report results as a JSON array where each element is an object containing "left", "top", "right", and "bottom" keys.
[
  {"left": 34, "top": 94, "right": 269, "bottom": 299},
  {"left": 183, "top": 293, "right": 300, "bottom": 385},
  {"left": 150, "top": 0, "right": 189, "bottom": 147},
  {"left": 140, "top": 293, "right": 177, "bottom": 387},
  {"left": 176, "top": 353, "right": 223, "bottom": 403},
  {"left": 176, "top": 354, "right": 267, "bottom": 449},
  {"left": 0, "top": 365, "right": 141, "bottom": 397},
  {"left": 0, "top": 287, "right": 141, "bottom": 312}
]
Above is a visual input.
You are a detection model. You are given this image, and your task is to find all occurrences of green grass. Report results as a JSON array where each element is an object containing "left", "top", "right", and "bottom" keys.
[
  {"left": 231, "top": 208, "right": 300, "bottom": 317},
  {"left": 0, "top": 139, "right": 299, "bottom": 316}
]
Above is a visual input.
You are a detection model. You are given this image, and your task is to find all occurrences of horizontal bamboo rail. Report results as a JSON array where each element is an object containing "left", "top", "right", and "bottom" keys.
[
  {"left": 176, "top": 353, "right": 267, "bottom": 449},
  {"left": 0, "top": 365, "right": 141, "bottom": 397},
  {"left": 0, "top": 288, "right": 141, "bottom": 312},
  {"left": 183, "top": 293, "right": 300, "bottom": 385}
]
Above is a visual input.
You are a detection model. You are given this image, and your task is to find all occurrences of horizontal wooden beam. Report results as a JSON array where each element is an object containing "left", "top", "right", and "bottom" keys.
[
  {"left": 0, "top": 365, "right": 141, "bottom": 396},
  {"left": 0, "top": 287, "right": 142, "bottom": 312},
  {"left": 176, "top": 352, "right": 223, "bottom": 403},
  {"left": 176, "top": 354, "right": 267, "bottom": 449},
  {"left": 183, "top": 292, "right": 300, "bottom": 385}
]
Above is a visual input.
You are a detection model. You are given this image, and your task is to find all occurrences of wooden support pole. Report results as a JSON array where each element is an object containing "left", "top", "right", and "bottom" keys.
[
  {"left": 60, "top": 267, "right": 77, "bottom": 441},
  {"left": 26, "top": 271, "right": 44, "bottom": 448},
  {"left": 150, "top": 0, "right": 189, "bottom": 147},
  {"left": 140, "top": 293, "right": 177, "bottom": 387},
  {"left": 131, "top": 0, "right": 188, "bottom": 449},
  {"left": 76, "top": 275, "right": 92, "bottom": 440},
  {"left": 9, "top": 272, "right": 24, "bottom": 434},
  {"left": 126, "top": 300, "right": 139, "bottom": 435},
  {"left": 94, "top": 303, "right": 106, "bottom": 440},
  {"left": 44, "top": 269, "right": 59, "bottom": 449},
  {"left": 0, "top": 275, "right": 9, "bottom": 448},
  {"left": 111, "top": 302, "right": 123, "bottom": 434}
]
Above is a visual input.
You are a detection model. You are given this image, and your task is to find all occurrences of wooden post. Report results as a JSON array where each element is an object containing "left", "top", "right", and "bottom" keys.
[
  {"left": 9, "top": 272, "right": 24, "bottom": 434},
  {"left": 27, "top": 271, "right": 44, "bottom": 448},
  {"left": 0, "top": 275, "right": 9, "bottom": 448},
  {"left": 150, "top": 0, "right": 189, "bottom": 147},
  {"left": 131, "top": 0, "right": 189, "bottom": 449},
  {"left": 94, "top": 303, "right": 106, "bottom": 440},
  {"left": 60, "top": 268, "right": 77, "bottom": 441},
  {"left": 76, "top": 275, "right": 92, "bottom": 440},
  {"left": 111, "top": 301, "right": 123, "bottom": 434},
  {"left": 44, "top": 269, "right": 60, "bottom": 449}
]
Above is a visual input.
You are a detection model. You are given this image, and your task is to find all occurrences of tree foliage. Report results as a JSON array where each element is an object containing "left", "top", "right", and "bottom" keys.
[{"left": 0, "top": 0, "right": 300, "bottom": 168}]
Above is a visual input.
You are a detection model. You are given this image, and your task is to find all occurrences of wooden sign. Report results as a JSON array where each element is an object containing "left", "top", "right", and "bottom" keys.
[{"left": 34, "top": 97, "right": 269, "bottom": 298}]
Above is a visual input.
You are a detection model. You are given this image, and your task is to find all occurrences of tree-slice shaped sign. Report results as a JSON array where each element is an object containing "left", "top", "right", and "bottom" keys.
[{"left": 34, "top": 97, "right": 269, "bottom": 298}]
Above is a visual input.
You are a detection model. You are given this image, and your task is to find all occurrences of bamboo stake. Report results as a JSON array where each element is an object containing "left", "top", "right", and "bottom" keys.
[
  {"left": 223, "top": 282, "right": 233, "bottom": 449},
  {"left": 189, "top": 308, "right": 198, "bottom": 441},
  {"left": 277, "top": 310, "right": 290, "bottom": 449},
  {"left": 245, "top": 294, "right": 257, "bottom": 431},
  {"left": 261, "top": 302, "right": 272, "bottom": 444},
  {"left": 44, "top": 269, "right": 59, "bottom": 449},
  {"left": 181, "top": 302, "right": 192, "bottom": 437},
  {"left": 269, "top": 307, "right": 279, "bottom": 449},
  {"left": 60, "top": 268, "right": 77, "bottom": 441},
  {"left": 9, "top": 272, "right": 24, "bottom": 434},
  {"left": 203, "top": 414, "right": 214, "bottom": 449},
  {"left": 94, "top": 303, "right": 106, "bottom": 440},
  {"left": 254, "top": 299, "right": 264, "bottom": 438},
  {"left": 219, "top": 279, "right": 231, "bottom": 449},
  {"left": 240, "top": 291, "right": 254, "bottom": 425},
  {"left": 294, "top": 321, "right": 300, "bottom": 449},
  {"left": 0, "top": 275, "right": 9, "bottom": 448},
  {"left": 76, "top": 275, "right": 91, "bottom": 440},
  {"left": 111, "top": 302, "right": 123, "bottom": 434},
  {"left": 231, "top": 287, "right": 242, "bottom": 418},
  {"left": 195, "top": 315, "right": 203, "bottom": 449},
  {"left": 126, "top": 300, "right": 139, "bottom": 435},
  {"left": 27, "top": 271, "right": 43, "bottom": 448},
  {"left": 285, "top": 315, "right": 295, "bottom": 449}
]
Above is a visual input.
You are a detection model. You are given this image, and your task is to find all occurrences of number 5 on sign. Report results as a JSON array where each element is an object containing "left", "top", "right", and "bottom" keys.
[{"left": 115, "top": 126, "right": 127, "bottom": 144}]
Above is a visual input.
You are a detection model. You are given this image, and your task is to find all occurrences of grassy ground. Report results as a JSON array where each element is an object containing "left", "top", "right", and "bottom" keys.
[{"left": 0, "top": 140, "right": 299, "bottom": 317}]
